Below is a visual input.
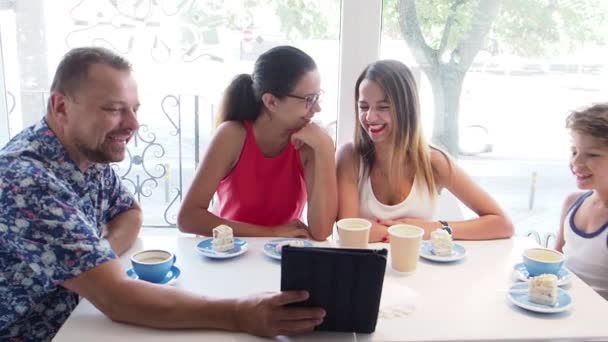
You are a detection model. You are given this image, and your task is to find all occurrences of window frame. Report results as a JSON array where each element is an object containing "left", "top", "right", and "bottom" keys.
[{"left": 335, "top": 0, "right": 382, "bottom": 148}]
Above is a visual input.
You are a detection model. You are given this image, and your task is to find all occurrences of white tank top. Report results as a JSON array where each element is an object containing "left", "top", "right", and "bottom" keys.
[
  {"left": 563, "top": 191, "right": 608, "bottom": 300},
  {"left": 358, "top": 162, "right": 437, "bottom": 221}
]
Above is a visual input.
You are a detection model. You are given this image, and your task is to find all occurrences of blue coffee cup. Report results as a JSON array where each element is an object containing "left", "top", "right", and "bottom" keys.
[
  {"left": 523, "top": 248, "right": 564, "bottom": 277},
  {"left": 131, "top": 249, "right": 176, "bottom": 283}
]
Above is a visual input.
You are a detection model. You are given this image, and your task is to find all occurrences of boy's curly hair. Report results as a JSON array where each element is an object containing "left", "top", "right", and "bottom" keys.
[{"left": 566, "top": 103, "right": 608, "bottom": 144}]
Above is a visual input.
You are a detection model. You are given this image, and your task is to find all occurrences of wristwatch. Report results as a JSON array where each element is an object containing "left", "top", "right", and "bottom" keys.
[{"left": 439, "top": 220, "right": 453, "bottom": 235}]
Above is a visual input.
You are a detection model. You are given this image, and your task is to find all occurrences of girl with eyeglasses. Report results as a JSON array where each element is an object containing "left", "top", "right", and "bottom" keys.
[
  {"left": 178, "top": 46, "right": 337, "bottom": 240},
  {"left": 336, "top": 60, "right": 513, "bottom": 242}
]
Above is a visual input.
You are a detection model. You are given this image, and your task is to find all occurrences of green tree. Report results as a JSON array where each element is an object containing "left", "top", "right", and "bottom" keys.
[
  {"left": 384, "top": 0, "right": 608, "bottom": 156},
  {"left": 275, "top": 0, "right": 337, "bottom": 39}
]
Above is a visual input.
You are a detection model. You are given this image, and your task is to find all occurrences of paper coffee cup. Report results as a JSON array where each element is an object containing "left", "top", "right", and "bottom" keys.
[
  {"left": 388, "top": 224, "right": 424, "bottom": 273},
  {"left": 337, "top": 218, "right": 371, "bottom": 248}
]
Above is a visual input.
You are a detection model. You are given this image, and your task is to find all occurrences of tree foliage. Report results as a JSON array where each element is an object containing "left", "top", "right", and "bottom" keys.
[
  {"left": 383, "top": 0, "right": 608, "bottom": 57},
  {"left": 381, "top": 0, "right": 608, "bottom": 155},
  {"left": 183, "top": 0, "right": 338, "bottom": 40},
  {"left": 494, "top": 0, "right": 608, "bottom": 56},
  {"left": 275, "top": 0, "right": 337, "bottom": 39}
]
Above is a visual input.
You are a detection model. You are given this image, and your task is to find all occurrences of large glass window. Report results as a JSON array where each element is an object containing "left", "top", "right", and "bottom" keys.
[
  {"left": 6, "top": 0, "right": 606, "bottom": 239},
  {"left": 381, "top": 0, "right": 608, "bottom": 243},
  {"left": 0, "top": 0, "right": 341, "bottom": 227}
]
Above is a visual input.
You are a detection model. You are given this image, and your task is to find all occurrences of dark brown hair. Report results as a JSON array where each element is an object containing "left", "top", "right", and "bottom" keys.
[{"left": 216, "top": 45, "right": 316, "bottom": 124}]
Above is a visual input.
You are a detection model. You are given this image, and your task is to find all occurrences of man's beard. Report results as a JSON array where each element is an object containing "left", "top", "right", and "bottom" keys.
[{"left": 74, "top": 136, "right": 128, "bottom": 164}]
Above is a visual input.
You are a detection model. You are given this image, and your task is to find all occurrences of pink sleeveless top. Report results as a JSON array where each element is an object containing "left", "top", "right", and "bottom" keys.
[{"left": 216, "top": 121, "right": 307, "bottom": 226}]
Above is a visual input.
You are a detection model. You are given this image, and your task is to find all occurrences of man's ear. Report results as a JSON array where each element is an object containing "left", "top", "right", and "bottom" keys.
[
  {"left": 49, "top": 91, "right": 68, "bottom": 122},
  {"left": 261, "top": 93, "right": 278, "bottom": 112}
]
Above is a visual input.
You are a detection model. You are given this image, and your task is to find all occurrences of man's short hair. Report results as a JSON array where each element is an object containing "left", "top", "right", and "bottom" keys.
[{"left": 47, "top": 47, "right": 132, "bottom": 113}]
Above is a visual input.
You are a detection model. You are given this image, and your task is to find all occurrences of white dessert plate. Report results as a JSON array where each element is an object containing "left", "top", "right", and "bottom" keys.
[
  {"left": 196, "top": 238, "right": 248, "bottom": 259},
  {"left": 126, "top": 265, "right": 180, "bottom": 285},
  {"left": 507, "top": 282, "right": 572, "bottom": 313},
  {"left": 419, "top": 240, "right": 466, "bottom": 262},
  {"left": 513, "top": 262, "right": 572, "bottom": 287},
  {"left": 263, "top": 238, "right": 314, "bottom": 260}
]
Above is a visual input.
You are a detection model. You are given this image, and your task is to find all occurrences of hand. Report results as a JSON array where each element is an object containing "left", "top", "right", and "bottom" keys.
[
  {"left": 272, "top": 219, "right": 311, "bottom": 239},
  {"left": 291, "top": 122, "right": 333, "bottom": 151},
  {"left": 234, "top": 291, "right": 325, "bottom": 337},
  {"left": 369, "top": 222, "right": 389, "bottom": 242},
  {"left": 378, "top": 218, "right": 436, "bottom": 239}
]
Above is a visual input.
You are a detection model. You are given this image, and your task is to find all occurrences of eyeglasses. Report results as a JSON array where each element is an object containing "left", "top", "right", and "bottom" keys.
[{"left": 285, "top": 90, "right": 324, "bottom": 109}]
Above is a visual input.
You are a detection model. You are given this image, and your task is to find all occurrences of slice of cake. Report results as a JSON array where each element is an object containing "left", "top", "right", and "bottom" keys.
[
  {"left": 431, "top": 228, "right": 453, "bottom": 256},
  {"left": 212, "top": 224, "right": 234, "bottom": 252},
  {"left": 528, "top": 274, "right": 558, "bottom": 306},
  {"left": 275, "top": 240, "right": 306, "bottom": 253}
]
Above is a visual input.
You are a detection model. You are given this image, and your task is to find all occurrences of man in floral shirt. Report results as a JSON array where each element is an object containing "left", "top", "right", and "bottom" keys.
[
  {"left": 0, "top": 47, "right": 324, "bottom": 341},
  {"left": 0, "top": 47, "right": 142, "bottom": 340}
]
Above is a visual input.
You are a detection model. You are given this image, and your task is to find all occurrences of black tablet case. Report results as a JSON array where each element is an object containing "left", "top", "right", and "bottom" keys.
[{"left": 280, "top": 246, "right": 387, "bottom": 333}]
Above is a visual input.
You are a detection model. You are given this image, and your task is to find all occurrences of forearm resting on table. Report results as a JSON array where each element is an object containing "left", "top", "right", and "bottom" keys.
[
  {"left": 104, "top": 280, "right": 238, "bottom": 330},
  {"left": 103, "top": 206, "right": 142, "bottom": 255},
  {"left": 178, "top": 208, "right": 280, "bottom": 237},
  {"left": 63, "top": 260, "right": 238, "bottom": 331},
  {"left": 306, "top": 148, "right": 337, "bottom": 241},
  {"left": 449, "top": 214, "right": 513, "bottom": 240}
]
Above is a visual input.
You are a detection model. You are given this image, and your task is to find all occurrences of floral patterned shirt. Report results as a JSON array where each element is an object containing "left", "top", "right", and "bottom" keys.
[{"left": 0, "top": 119, "right": 135, "bottom": 341}]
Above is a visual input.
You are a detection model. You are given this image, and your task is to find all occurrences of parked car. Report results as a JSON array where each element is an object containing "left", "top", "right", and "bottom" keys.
[{"left": 459, "top": 124, "right": 493, "bottom": 156}]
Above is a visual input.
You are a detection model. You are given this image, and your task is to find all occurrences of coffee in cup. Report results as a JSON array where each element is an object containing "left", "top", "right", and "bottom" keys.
[
  {"left": 523, "top": 248, "right": 564, "bottom": 277},
  {"left": 131, "top": 249, "right": 176, "bottom": 283}
]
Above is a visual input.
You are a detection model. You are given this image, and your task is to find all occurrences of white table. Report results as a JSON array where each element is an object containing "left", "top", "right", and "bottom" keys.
[{"left": 54, "top": 229, "right": 608, "bottom": 341}]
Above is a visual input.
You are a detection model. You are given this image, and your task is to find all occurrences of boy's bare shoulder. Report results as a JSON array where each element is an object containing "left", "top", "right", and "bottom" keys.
[{"left": 562, "top": 191, "right": 587, "bottom": 211}]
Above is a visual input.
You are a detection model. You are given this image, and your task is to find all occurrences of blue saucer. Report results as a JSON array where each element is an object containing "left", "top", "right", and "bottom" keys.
[
  {"left": 263, "top": 238, "right": 314, "bottom": 260},
  {"left": 126, "top": 265, "right": 180, "bottom": 285},
  {"left": 196, "top": 238, "right": 248, "bottom": 259},
  {"left": 419, "top": 240, "right": 466, "bottom": 262},
  {"left": 513, "top": 262, "right": 572, "bottom": 286},
  {"left": 507, "top": 282, "right": 572, "bottom": 313}
]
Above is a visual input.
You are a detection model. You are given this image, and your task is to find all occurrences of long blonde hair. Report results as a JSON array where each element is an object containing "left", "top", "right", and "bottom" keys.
[{"left": 354, "top": 60, "right": 439, "bottom": 196}]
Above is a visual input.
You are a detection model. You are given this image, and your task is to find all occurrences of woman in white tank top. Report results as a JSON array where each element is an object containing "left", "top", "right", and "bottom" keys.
[
  {"left": 336, "top": 60, "right": 513, "bottom": 242},
  {"left": 555, "top": 103, "right": 608, "bottom": 300}
]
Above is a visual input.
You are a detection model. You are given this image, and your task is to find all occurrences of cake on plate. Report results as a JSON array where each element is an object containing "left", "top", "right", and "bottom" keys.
[
  {"left": 431, "top": 228, "right": 453, "bottom": 256},
  {"left": 528, "top": 273, "right": 558, "bottom": 306},
  {"left": 275, "top": 240, "right": 306, "bottom": 253},
  {"left": 212, "top": 224, "right": 234, "bottom": 252}
]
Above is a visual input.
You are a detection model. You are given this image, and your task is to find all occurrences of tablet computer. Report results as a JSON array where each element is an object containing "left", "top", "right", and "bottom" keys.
[{"left": 280, "top": 246, "right": 387, "bottom": 333}]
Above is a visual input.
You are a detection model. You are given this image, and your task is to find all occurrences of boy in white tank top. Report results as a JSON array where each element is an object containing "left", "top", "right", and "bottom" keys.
[{"left": 555, "top": 103, "right": 608, "bottom": 300}]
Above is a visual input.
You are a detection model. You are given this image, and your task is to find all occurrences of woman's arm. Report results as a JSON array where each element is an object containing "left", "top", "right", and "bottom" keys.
[
  {"left": 429, "top": 150, "right": 513, "bottom": 240},
  {"left": 336, "top": 143, "right": 359, "bottom": 219},
  {"left": 296, "top": 124, "right": 338, "bottom": 241},
  {"left": 383, "top": 150, "right": 513, "bottom": 240},
  {"left": 177, "top": 122, "right": 308, "bottom": 237},
  {"left": 336, "top": 143, "right": 387, "bottom": 242}
]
